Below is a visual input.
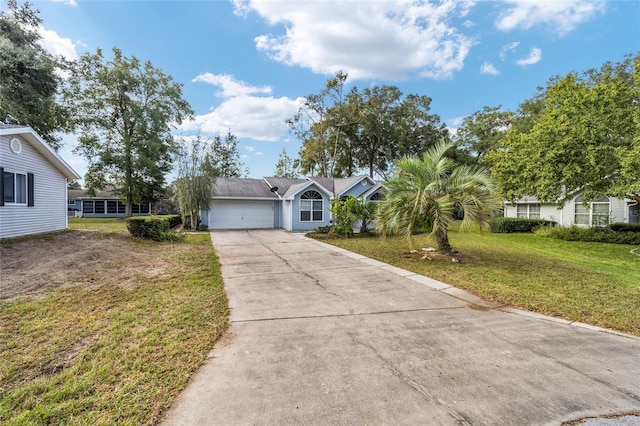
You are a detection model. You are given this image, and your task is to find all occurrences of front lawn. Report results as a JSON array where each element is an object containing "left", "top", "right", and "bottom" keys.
[
  {"left": 0, "top": 220, "right": 228, "bottom": 425},
  {"left": 312, "top": 230, "right": 640, "bottom": 335}
]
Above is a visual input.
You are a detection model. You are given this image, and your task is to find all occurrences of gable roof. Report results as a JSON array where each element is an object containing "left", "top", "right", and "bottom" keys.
[
  {"left": 211, "top": 175, "right": 382, "bottom": 200},
  {"left": 0, "top": 125, "right": 80, "bottom": 180},
  {"left": 213, "top": 177, "right": 278, "bottom": 199},
  {"left": 68, "top": 188, "right": 121, "bottom": 200},
  {"left": 334, "top": 175, "right": 377, "bottom": 196},
  {"left": 263, "top": 177, "right": 307, "bottom": 196}
]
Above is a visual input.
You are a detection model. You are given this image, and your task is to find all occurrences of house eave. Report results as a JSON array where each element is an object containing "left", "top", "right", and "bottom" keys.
[{"left": 1, "top": 126, "right": 80, "bottom": 180}]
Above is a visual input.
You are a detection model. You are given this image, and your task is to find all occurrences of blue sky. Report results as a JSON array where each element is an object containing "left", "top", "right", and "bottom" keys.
[{"left": 28, "top": 0, "right": 640, "bottom": 180}]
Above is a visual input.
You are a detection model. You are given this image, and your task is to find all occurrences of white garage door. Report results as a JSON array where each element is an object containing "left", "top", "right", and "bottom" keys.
[{"left": 209, "top": 200, "right": 274, "bottom": 229}]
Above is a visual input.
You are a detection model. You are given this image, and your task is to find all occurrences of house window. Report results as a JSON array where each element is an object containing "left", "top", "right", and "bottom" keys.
[
  {"left": 83, "top": 200, "right": 94, "bottom": 214},
  {"left": 300, "top": 190, "right": 323, "bottom": 222},
  {"left": 516, "top": 204, "right": 540, "bottom": 219},
  {"left": 370, "top": 192, "right": 384, "bottom": 201},
  {"left": 575, "top": 195, "right": 610, "bottom": 226},
  {"left": 68, "top": 199, "right": 76, "bottom": 205},
  {"left": 107, "top": 200, "right": 118, "bottom": 213},
  {"left": 94, "top": 200, "right": 105, "bottom": 214},
  {"left": 3, "top": 171, "right": 27, "bottom": 204}
]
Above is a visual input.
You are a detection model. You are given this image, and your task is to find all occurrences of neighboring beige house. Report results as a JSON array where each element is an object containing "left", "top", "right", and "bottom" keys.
[
  {"left": 1, "top": 124, "right": 80, "bottom": 239},
  {"left": 504, "top": 194, "right": 639, "bottom": 227}
]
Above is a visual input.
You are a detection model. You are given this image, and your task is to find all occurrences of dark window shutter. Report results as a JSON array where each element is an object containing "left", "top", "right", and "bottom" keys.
[
  {"left": 0, "top": 167, "right": 4, "bottom": 207},
  {"left": 27, "top": 173, "right": 34, "bottom": 207}
]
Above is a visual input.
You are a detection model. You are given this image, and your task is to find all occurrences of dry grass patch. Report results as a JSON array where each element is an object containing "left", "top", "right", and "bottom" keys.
[{"left": 0, "top": 225, "right": 228, "bottom": 425}]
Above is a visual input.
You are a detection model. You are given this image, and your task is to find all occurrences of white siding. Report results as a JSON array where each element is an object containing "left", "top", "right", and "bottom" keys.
[
  {"left": 504, "top": 196, "right": 630, "bottom": 227},
  {"left": 1, "top": 134, "right": 68, "bottom": 238}
]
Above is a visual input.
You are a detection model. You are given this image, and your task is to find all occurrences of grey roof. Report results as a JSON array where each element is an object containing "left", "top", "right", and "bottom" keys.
[
  {"left": 308, "top": 177, "right": 335, "bottom": 193},
  {"left": 335, "top": 175, "right": 374, "bottom": 195},
  {"left": 210, "top": 175, "right": 380, "bottom": 200},
  {"left": 68, "top": 189, "right": 121, "bottom": 199},
  {"left": 263, "top": 177, "right": 307, "bottom": 196},
  {"left": 213, "top": 178, "right": 278, "bottom": 199}
]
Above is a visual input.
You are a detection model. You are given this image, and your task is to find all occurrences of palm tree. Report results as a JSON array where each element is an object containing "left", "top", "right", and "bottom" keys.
[{"left": 377, "top": 141, "right": 499, "bottom": 254}]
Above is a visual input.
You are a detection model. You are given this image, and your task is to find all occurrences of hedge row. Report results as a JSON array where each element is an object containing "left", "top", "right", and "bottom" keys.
[
  {"left": 535, "top": 224, "right": 640, "bottom": 245},
  {"left": 489, "top": 218, "right": 557, "bottom": 233},
  {"left": 608, "top": 222, "right": 640, "bottom": 233},
  {"left": 126, "top": 215, "right": 181, "bottom": 241}
]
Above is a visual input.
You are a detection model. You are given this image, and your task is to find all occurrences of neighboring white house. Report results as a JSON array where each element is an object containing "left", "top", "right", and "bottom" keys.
[
  {"left": 202, "top": 175, "right": 383, "bottom": 231},
  {"left": 504, "top": 194, "right": 639, "bottom": 226},
  {"left": 1, "top": 124, "right": 80, "bottom": 239}
]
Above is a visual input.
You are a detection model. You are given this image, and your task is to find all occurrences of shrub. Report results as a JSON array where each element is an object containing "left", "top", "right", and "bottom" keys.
[
  {"left": 329, "top": 224, "right": 353, "bottom": 237},
  {"left": 535, "top": 225, "right": 640, "bottom": 245},
  {"left": 489, "top": 218, "right": 556, "bottom": 233},
  {"left": 315, "top": 225, "right": 333, "bottom": 234},
  {"left": 126, "top": 216, "right": 181, "bottom": 241},
  {"left": 312, "top": 224, "right": 353, "bottom": 237},
  {"left": 608, "top": 222, "right": 640, "bottom": 233},
  {"left": 165, "top": 214, "right": 182, "bottom": 228}
]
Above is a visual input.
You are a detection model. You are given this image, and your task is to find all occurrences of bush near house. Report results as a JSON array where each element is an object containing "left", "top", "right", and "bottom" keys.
[
  {"left": 535, "top": 224, "right": 640, "bottom": 245},
  {"left": 489, "top": 217, "right": 556, "bottom": 233},
  {"left": 126, "top": 215, "right": 181, "bottom": 241}
]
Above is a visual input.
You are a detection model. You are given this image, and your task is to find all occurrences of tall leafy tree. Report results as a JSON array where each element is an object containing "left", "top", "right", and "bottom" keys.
[
  {"left": 454, "top": 105, "right": 513, "bottom": 166},
  {"left": 489, "top": 54, "right": 639, "bottom": 204},
  {"left": 288, "top": 71, "right": 350, "bottom": 177},
  {"left": 203, "top": 132, "right": 248, "bottom": 178},
  {"left": 377, "top": 141, "right": 499, "bottom": 254},
  {"left": 0, "top": 0, "right": 68, "bottom": 149},
  {"left": 173, "top": 135, "right": 216, "bottom": 230},
  {"left": 273, "top": 148, "right": 299, "bottom": 178},
  {"left": 63, "top": 47, "right": 193, "bottom": 217}
]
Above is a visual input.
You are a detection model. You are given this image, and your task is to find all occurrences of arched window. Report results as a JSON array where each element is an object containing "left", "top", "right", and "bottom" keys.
[
  {"left": 575, "top": 195, "right": 610, "bottom": 226},
  {"left": 369, "top": 192, "right": 384, "bottom": 202},
  {"left": 300, "top": 190, "right": 323, "bottom": 222}
]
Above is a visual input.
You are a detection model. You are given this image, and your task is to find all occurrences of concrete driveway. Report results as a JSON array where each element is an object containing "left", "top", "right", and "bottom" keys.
[{"left": 162, "top": 229, "right": 640, "bottom": 426}]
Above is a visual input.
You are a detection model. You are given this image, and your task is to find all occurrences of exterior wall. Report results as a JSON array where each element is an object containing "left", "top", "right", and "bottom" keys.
[
  {"left": 282, "top": 200, "right": 292, "bottom": 231},
  {"left": 1, "top": 134, "right": 68, "bottom": 238},
  {"left": 290, "top": 184, "right": 332, "bottom": 232},
  {"left": 504, "top": 196, "right": 630, "bottom": 227},
  {"left": 341, "top": 178, "right": 374, "bottom": 198}
]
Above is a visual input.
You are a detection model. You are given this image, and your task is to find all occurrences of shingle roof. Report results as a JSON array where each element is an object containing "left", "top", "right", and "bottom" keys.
[
  {"left": 213, "top": 178, "right": 278, "bottom": 198},
  {"left": 68, "top": 189, "right": 121, "bottom": 199},
  {"left": 263, "top": 177, "right": 307, "bottom": 196}
]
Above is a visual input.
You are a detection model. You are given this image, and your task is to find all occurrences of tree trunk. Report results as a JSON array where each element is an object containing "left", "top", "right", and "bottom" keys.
[{"left": 435, "top": 229, "right": 452, "bottom": 254}]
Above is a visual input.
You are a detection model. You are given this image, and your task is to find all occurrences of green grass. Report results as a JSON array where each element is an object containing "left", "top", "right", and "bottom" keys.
[
  {"left": 0, "top": 220, "right": 228, "bottom": 425},
  {"left": 68, "top": 217, "right": 128, "bottom": 234},
  {"left": 312, "top": 229, "right": 640, "bottom": 335}
]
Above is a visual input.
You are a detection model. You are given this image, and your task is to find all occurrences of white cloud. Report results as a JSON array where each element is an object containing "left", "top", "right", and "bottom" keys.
[
  {"left": 52, "top": 0, "right": 77, "bottom": 5},
  {"left": 516, "top": 47, "right": 542, "bottom": 66},
  {"left": 181, "top": 74, "right": 303, "bottom": 141},
  {"left": 36, "top": 26, "right": 79, "bottom": 61},
  {"left": 495, "top": 0, "right": 606, "bottom": 35},
  {"left": 192, "top": 73, "right": 272, "bottom": 98},
  {"left": 233, "top": 0, "right": 474, "bottom": 80},
  {"left": 480, "top": 62, "right": 500, "bottom": 75},
  {"left": 499, "top": 41, "right": 520, "bottom": 60}
]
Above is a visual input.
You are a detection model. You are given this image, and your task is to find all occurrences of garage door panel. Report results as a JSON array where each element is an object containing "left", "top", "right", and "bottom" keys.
[{"left": 210, "top": 200, "right": 274, "bottom": 229}]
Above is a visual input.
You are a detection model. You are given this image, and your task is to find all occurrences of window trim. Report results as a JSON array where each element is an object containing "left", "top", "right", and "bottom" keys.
[
  {"left": 2, "top": 170, "right": 29, "bottom": 206},
  {"left": 300, "top": 190, "right": 323, "bottom": 222},
  {"left": 574, "top": 196, "right": 610, "bottom": 227},
  {"left": 516, "top": 203, "right": 540, "bottom": 219}
]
